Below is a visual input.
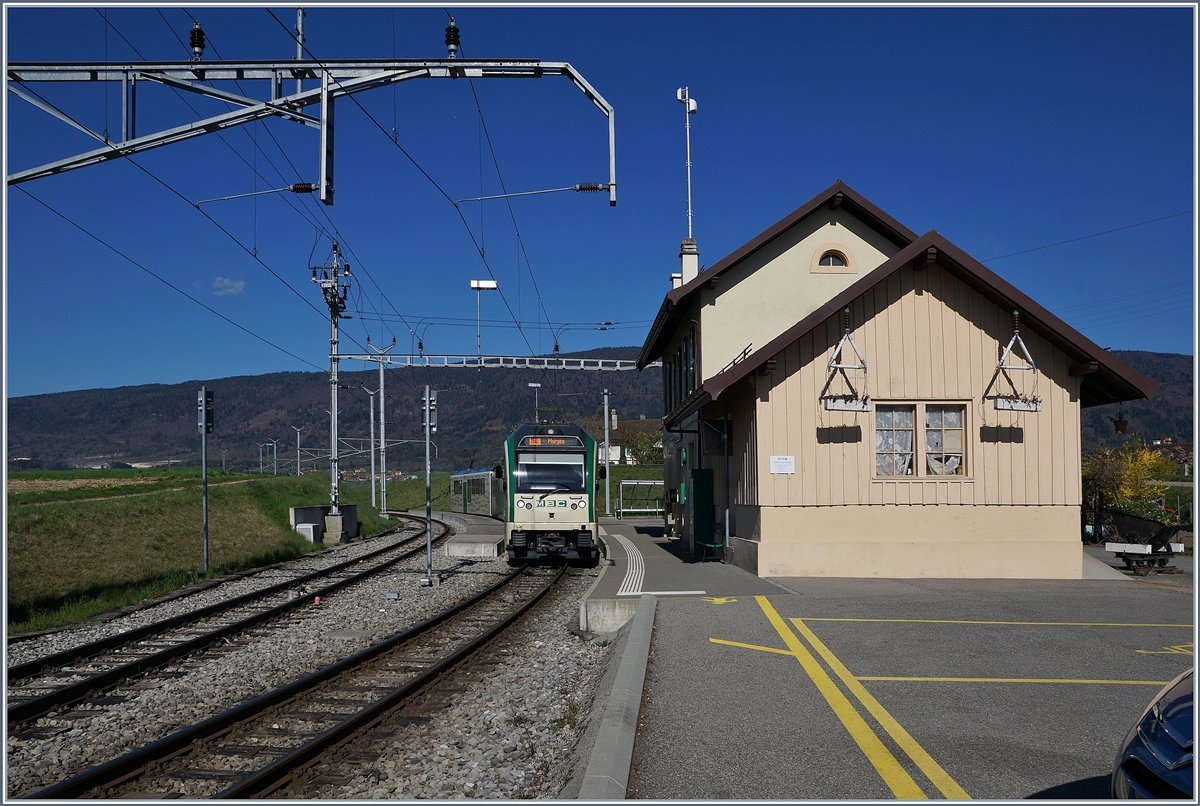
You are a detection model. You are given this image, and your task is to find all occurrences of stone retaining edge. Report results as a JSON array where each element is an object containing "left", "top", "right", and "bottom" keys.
[{"left": 576, "top": 593, "right": 657, "bottom": 800}]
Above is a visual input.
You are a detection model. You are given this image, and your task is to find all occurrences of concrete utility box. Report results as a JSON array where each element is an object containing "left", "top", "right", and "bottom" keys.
[
  {"left": 290, "top": 504, "right": 359, "bottom": 545},
  {"left": 295, "top": 523, "right": 320, "bottom": 543},
  {"left": 290, "top": 506, "right": 327, "bottom": 531}
]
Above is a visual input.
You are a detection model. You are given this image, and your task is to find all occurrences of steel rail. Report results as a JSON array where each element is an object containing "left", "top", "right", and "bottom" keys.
[
  {"left": 219, "top": 564, "right": 566, "bottom": 798},
  {"left": 8, "top": 517, "right": 448, "bottom": 727},
  {"left": 27, "top": 564, "right": 562, "bottom": 800},
  {"left": 8, "top": 517, "right": 417, "bottom": 663}
]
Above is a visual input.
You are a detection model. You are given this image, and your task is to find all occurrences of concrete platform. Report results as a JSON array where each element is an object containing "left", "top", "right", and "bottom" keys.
[
  {"left": 581, "top": 518, "right": 781, "bottom": 634},
  {"left": 407, "top": 510, "right": 506, "bottom": 559}
]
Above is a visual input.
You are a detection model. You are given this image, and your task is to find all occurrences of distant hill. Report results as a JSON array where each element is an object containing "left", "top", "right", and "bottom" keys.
[
  {"left": 6, "top": 348, "right": 663, "bottom": 473},
  {"left": 1080, "top": 351, "right": 1193, "bottom": 448},
  {"left": 8, "top": 349, "right": 1189, "bottom": 472}
]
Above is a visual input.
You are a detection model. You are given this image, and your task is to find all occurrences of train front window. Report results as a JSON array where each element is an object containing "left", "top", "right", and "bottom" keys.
[{"left": 514, "top": 452, "right": 585, "bottom": 493}]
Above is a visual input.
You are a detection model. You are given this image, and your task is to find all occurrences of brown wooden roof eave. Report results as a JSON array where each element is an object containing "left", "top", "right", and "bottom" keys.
[
  {"left": 928, "top": 236, "right": 1160, "bottom": 406},
  {"left": 701, "top": 231, "right": 1160, "bottom": 407},
  {"left": 637, "top": 296, "right": 677, "bottom": 369},
  {"left": 641, "top": 181, "right": 919, "bottom": 368},
  {"left": 665, "top": 180, "right": 918, "bottom": 307},
  {"left": 663, "top": 388, "right": 712, "bottom": 430}
]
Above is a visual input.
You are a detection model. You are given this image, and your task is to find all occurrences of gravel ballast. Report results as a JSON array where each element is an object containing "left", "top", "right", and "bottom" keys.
[{"left": 7, "top": 537, "right": 621, "bottom": 799}]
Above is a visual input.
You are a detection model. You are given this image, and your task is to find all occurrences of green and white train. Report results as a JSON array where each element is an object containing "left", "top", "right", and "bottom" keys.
[{"left": 450, "top": 423, "right": 603, "bottom": 564}]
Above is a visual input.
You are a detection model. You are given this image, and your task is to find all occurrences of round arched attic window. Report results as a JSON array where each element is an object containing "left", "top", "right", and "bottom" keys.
[{"left": 810, "top": 243, "right": 856, "bottom": 274}]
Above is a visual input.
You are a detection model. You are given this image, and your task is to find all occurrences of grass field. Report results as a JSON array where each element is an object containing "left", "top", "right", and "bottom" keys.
[
  {"left": 5, "top": 470, "right": 449, "bottom": 634},
  {"left": 5, "top": 464, "right": 643, "bottom": 634}
]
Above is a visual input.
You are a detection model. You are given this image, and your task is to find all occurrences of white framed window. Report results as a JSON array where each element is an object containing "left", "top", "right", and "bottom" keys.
[
  {"left": 925, "top": 405, "right": 966, "bottom": 476},
  {"left": 875, "top": 405, "right": 914, "bottom": 476},
  {"left": 874, "top": 403, "right": 968, "bottom": 478}
]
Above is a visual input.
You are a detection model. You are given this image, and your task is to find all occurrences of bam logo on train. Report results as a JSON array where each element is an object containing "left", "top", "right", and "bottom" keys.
[{"left": 503, "top": 423, "right": 603, "bottom": 565}]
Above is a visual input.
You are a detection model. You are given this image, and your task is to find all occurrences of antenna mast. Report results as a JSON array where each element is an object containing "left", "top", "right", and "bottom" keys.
[{"left": 677, "top": 87, "right": 698, "bottom": 239}]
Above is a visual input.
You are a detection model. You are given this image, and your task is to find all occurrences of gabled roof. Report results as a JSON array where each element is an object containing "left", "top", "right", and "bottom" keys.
[
  {"left": 696, "top": 230, "right": 1159, "bottom": 412},
  {"left": 637, "top": 180, "right": 920, "bottom": 368}
]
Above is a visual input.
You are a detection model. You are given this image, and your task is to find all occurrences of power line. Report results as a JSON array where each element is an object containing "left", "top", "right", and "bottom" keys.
[
  {"left": 1068, "top": 299, "right": 1193, "bottom": 330},
  {"left": 981, "top": 210, "right": 1192, "bottom": 262},
  {"left": 262, "top": 8, "right": 553, "bottom": 368},
  {"left": 14, "top": 184, "right": 323, "bottom": 371},
  {"left": 105, "top": 10, "right": 332, "bottom": 240},
  {"left": 170, "top": 9, "right": 416, "bottom": 358},
  {"left": 463, "top": 58, "right": 557, "bottom": 350},
  {"left": 10, "top": 76, "right": 408, "bottom": 378},
  {"left": 1052, "top": 280, "right": 1192, "bottom": 316},
  {"left": 1066, "top": 296, "right": 1193, "bottom": 328}
]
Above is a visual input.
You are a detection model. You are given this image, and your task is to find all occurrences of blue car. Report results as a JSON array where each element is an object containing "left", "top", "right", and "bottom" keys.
[{"left": 1112, "top": 668, "right": 1193, "bottom": 799}]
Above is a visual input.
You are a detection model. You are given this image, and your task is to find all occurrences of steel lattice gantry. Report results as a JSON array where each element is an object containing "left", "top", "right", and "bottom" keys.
[
  {"left": 6, "top": 58, "right": 617, "bottom": 205},
  {"left": 338, "top": 354, "right": 660, "bottom": 371}
]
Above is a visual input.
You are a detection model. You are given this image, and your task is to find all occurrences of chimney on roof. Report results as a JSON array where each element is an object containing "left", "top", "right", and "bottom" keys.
[
  {"left": 670, "top": 272, "right": 683, "bottom": 289},
  {"left": 680, "top": 237, "right": 699, "bottom": 284}
]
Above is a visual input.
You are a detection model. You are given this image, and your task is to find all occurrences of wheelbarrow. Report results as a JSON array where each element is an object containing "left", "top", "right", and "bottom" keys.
[{"left": 1104, "top": 510, "right": 1192, "bottom": 575}]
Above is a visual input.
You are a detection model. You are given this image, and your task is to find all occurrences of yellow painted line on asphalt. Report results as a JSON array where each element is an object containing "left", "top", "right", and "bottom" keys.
[
  {"left": 857, "top": 676, "right": 1172, "bottom": 685},
  {"left": 1130, "top": 579, "right": 1193, "bottom": 593},
  {"left": 709, "top": 637, "right": 796, "bottom": 656},
  {"left": 755, "top": 597, "right": 928, "bottom": 800},
  {"left": 801, "top": 617, "right": 1192, "bottom": 627},
  {"left": 1136, "top": 643, "right": 1193, "bottom": 655},
  {"left": 790, "top": 618, "right": 971, "bottom": 800}
]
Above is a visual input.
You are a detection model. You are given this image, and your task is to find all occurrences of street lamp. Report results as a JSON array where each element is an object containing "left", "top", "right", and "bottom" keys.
[
  {"left": 470, "top": 279, "right": 498, "bottom": 366},
  {"left": 528, "top": 382, "right": 541, "bottom": 424}
]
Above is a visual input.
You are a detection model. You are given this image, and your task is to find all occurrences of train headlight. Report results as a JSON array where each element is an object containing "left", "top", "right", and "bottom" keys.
[{"left": 571, "top": 502, "right": 578, "bottom": 510}]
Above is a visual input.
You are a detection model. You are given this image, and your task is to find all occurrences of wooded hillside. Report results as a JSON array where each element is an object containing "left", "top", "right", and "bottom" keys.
[{"left": 7, "top": 348, "right": 663, "bottom": 473}]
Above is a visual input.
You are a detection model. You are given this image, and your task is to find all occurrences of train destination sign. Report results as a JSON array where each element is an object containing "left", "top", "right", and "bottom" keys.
[{"left": 520, "top": 436, "right": 583, "bottom": 447}]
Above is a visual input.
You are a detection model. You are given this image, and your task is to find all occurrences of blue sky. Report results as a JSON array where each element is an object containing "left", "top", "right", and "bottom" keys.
[{"left": 4, "top": 4, "right": 1196, "bottom": 399}]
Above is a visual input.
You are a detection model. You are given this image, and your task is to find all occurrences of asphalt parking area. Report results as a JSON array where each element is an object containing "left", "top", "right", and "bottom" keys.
[{"left": 627, "top": 578, "right": 1193, "bottom": 800}]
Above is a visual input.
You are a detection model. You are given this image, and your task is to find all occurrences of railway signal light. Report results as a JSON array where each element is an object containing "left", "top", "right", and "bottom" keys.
[
  {"left": 198, "top": 389, "right": 214, "bottom": 433},
  {"left": 425, "top": 389, "right": 437, "bottom": 434}
]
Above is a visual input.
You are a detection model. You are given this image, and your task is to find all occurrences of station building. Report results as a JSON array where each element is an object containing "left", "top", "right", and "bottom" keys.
[{"left": 636, "top": 181, "right": 1158, "bottom": 579}]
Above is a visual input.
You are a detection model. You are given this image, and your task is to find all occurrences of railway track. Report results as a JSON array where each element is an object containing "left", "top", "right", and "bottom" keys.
[
  {"left": 28, "top": 564, "right": 566, "bottom": 799},
  {"left": 7, "top": 514, "right": 450, "bottom": 728}
]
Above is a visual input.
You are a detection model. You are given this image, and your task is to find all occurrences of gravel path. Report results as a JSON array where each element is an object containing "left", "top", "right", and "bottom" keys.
[{"left": 7, "top": 547, "right": 618, "bottom": 799}]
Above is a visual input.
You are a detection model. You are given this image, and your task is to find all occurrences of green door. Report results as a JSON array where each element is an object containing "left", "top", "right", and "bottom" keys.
[{"left": 689, "top": 468, "right": 715, "bottom": 557}]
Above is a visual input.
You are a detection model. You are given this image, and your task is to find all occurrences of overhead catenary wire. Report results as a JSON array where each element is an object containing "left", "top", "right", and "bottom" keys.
[
  {"left": 174, "top": 7, "right": 410, "bottom": 357},
  {"left": 263, "top": 9, "right": 557, "bottom": 374},
  {"left": 13, "top": 77, "right": 328, "bottom": 320},
  {"left": 460, "top": 37, "right": 559, "bottom": 355},
  {"left": 15, "top": 184, "right": 323, "bottom": 372},
  {"left": 112, "top": 10, "right": 336, "bottom": 240},
  {"left": 167, "top": 10, "right": 412, "bottom": 363}
]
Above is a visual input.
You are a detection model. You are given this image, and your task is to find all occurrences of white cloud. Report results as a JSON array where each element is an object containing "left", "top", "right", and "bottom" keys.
[{"left": 213, "top": 277, "right": 245, "bottom": 296}]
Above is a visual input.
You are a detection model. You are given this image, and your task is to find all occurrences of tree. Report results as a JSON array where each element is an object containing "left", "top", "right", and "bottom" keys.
[
  {"left": 621, "top": 429, "right": 663, "bottom": 466},
  {"left": 1082, "top": 437, "right": 1175, "bottom": 512}
]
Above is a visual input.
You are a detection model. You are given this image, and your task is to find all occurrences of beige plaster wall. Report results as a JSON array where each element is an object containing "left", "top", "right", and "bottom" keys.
[
  {"left": 696, "top": 208, "right": 901, "bottom": 379},
  {"left": 755, "top": 504, "right": 1083, "bottom": 578}
]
